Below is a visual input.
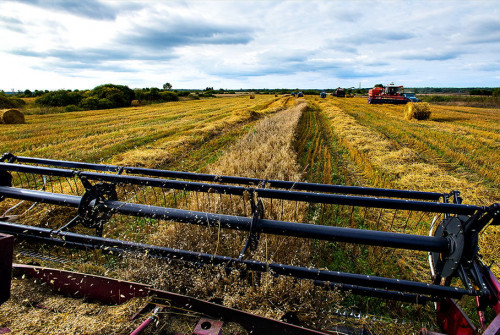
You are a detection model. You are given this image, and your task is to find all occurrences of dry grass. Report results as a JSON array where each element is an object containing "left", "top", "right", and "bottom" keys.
[
  {"left": 0, "top": 95, "right": 283, "bottom": 167},
  {"left": 2, "top": 95, "right": 498, "bottom": 333},
  {"left": 114, "top": 102, "right": 345, "bottom": 329},
  {"left": 0, "top": 279, "right": 148, "bottom": 334},
  {"left": 404, "top": 102, "right": 431, "bottom": 120},
  {"left": 312, "top": 96, "right": 499, "bottom": 276}
]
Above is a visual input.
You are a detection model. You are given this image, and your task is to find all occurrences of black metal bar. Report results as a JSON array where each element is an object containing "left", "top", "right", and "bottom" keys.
[
  {"left": 9, "top": 156, "right": 444, "bottom": 200},
  {"left": 14, "top": 156, "right": 120, "bottom": 173},
  {"left": 107, "top": 200, "right": 449, "bottom": 252},
  {"left": 124, "top": 166, "right": 444, "bottom": 200},
  {"left": 0, "top": 187, "right": 449, "bottom": 252},
  {"left": 0, "top": 163, "right": 75, "bottom": 178},
  {"left": 80, "top": 172, "right": 480, "bottom": 215},
  {"left": 0, "top": 186, "right": 80, "bottom": 207},
  {"left": 0, "top": 221, "right": 472, "bottom": 299},
  {"left": 313, "top": 280, "right": 434, "bottom": 304},
  {"left": 0, "top": 163, "right": 479, "bottom": 214}
]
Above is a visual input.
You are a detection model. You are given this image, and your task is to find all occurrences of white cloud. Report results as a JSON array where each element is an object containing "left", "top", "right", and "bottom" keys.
[{"left": 0, "top": 0, "right": 499, "bottom": 90}]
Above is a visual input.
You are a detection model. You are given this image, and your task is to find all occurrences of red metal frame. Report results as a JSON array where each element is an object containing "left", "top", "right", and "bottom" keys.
[{"left": 13, "top": 264, "right": 328, "bottom": 335}]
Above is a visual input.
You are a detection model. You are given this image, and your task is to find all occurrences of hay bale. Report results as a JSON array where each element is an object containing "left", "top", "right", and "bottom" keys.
[
  {"left": 131, "top": 99, "right": 141, "bottom": 106},
  {"left": 405, "top": 102, "right": 431, "bottom": 120},
  {"left": 249, "top": 94, "right": 255, "bottom": 99},
  {"left": 0, "top": 109, "right": 25, "bottom": 124}
]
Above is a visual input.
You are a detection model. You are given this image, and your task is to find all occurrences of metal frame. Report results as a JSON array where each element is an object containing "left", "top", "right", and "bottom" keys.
[{"left": 0, "top": 153, "right": 499, "bottom": 334}]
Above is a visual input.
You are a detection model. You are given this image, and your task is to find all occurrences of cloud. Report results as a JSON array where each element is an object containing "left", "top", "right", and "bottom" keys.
[
  {"left": 332, "top": 9, "right": 362, "bottom": 23},
  {"left": 0, "top": 15, "right": 25, "bottom": 33},
  {"left": 458, "top": 18, "right": 500, "bottom": 44},
  {"left": 397, "top": 48, "right": 464, "bottom": 61},
  {"left": 21, "top": 0, "right": 119, "bottom": 20},
  {"left": 10, "top": 47, "right": 176, "bottom": 70},
  {"left": 119, "top": 21, "right": 253, "bottom": 50},
  {"left": 333, "top": 30, "right": 416, "bottom": 45}
]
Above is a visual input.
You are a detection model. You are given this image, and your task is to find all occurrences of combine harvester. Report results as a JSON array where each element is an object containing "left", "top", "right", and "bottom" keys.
[
  {"left": 368, "top": 83, "right": 410, "bottom": 104},
  {"left": 0, "top": 153, "right": 499, "bottom": 334}
]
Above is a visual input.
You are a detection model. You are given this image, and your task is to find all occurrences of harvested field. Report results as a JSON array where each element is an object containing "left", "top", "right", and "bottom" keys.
[
  {"left": 0, "top": 95, "right": 498, "bottom": 334},
  {"left": 0, "top": 95, "right": 290, "bottom": 167}
]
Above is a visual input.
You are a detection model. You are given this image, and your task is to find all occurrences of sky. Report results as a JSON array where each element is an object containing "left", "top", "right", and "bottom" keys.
[{"left": 0, "top": 0, "right": 499, "bottom": 91}]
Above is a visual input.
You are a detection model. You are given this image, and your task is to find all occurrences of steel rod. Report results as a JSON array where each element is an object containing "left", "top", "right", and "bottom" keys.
[
  {"left": 0, "top": 221, "right": 472, "bottom": 299},
  {"left": 0, "top": 186, "right": 450, "bottom": 252},
  {"left": 4, "top": 156, "right": 444, "bottom": 200},
  {"left": 0, "top": 163, "right": 482, "bottom": 214}
]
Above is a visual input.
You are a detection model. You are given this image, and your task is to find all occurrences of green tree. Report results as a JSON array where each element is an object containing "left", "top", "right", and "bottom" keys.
[
  {"left": 163, "top": 82, "right": 172, "bottom": 91},
  {"left": 492, "top": 88, "right": 500, "bottom": 97},
  {"left": 36, "top": 90, "right": 83, "bottom": 106},
  {"left": 91, "top": 84, "right": 135, "bottom": 107}
]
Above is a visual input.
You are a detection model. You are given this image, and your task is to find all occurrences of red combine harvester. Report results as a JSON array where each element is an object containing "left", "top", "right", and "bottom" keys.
[{"left": 368, "top": 83, "right": 409, "bottom": 104}]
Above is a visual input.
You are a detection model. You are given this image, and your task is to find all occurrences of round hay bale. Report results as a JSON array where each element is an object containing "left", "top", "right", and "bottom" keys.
[
  {"left": 0, "top": 109, "right": 25, "bottom": 124},
  {"left": 249, "top": 94, "right": 255, "bottom": 99},
  {"left": 405, "top": 102, "right": 431, "bottom": 120},
  {"left": 131, "top": 99, "right": 141, "bottom": 106}
]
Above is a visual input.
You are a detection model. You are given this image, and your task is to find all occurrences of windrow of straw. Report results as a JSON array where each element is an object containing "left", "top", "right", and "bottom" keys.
[
  {"left": 0, "top": 109, "right": 25, "bottom": 124},
  {"left": 404, "top": 102, "right": 431, "bottom": 120},
  {"left": 331, "top": 97, "right": 500, "bottom": 193},
  {"left": 316, "top": 97, "right": 499, "bottom": 276},
  {"left": 118, "top": 102, "right": 344, "bottom": 329}
]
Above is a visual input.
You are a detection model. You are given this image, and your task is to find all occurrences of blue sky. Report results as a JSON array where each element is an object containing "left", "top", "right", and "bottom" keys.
[{"left": 0, "top": 0, "right": 499, "bottom": 90}]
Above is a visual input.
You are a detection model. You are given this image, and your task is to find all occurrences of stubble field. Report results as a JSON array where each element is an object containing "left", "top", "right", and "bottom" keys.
[{"left": 0, "top": 95, "right": 498, "bottom": 334}]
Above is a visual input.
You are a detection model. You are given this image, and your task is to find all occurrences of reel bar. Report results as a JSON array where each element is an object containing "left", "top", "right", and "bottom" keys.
[
  {"left": 0, "top": 186, "right": 449, "bottom": 253},
  {"left": 2, "top": 155, "right": 444, "bottom": 200},
  {"left": 0, "top": 221, "right": 471, "bottom": 300},
  {"left": 0, "top": 163, "right": 481, "bottom": 215},
  {"left": 0, "top": 186, "right": 81, "bottom": 207},
  {"left": 83, "top": 172, "right": 480, "bottom": 215}
]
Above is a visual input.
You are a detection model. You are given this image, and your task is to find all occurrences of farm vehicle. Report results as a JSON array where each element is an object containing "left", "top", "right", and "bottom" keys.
[
  {"left": 368, "top": 83, "right": 410, "bottom": 104},
  {"left": 403, "top": 92, "right": 421, "bottom": 102},
  {"left": 334, "top": 87, "right": 346, "bottom": 97},
  {"left": 0, "top": 153, "right": 499, "bottom": 334}
]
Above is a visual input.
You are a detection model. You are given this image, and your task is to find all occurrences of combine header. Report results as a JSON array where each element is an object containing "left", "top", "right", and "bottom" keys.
[{"left": 0, "top": 153, "right": 499, "bottom": 334}]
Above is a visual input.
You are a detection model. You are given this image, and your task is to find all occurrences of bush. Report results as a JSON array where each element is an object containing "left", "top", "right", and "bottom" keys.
[
  {"left": 0, "top": 95, "right": 26, "bottom": 108},
  {"left": 470, "top": 89, "right": 492, "bottom": 96},
  {"left": 493, "top": 88, "right": 500, "bottom": 97},
  {"left": 177, "top": 91, "right": 190, "bottom": 97},
  {"left": 91, "top": 84, "right": 135, "bottom": 107},
  {"left": 98, "top": 98, "right": 113, "bottom": 109},
  {"left": 421, "top": 95, "right": 452, "bottom": 103},
  {"left": 79, "top": 97, "right": 100, "bottom": 110},
  {"left": 64, "top": 105, "right": 81, "bottom": 113},
  {"left": 36, "top": 90, "right": 83, "bottom": 107},
  {"left": 159, "top": 91, "right": 179, "bottom": 102}
]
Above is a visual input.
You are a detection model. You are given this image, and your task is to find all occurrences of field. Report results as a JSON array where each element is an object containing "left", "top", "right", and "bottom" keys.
[{"left": 0, "top": 95, "right": 499, "bottom": 334}]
